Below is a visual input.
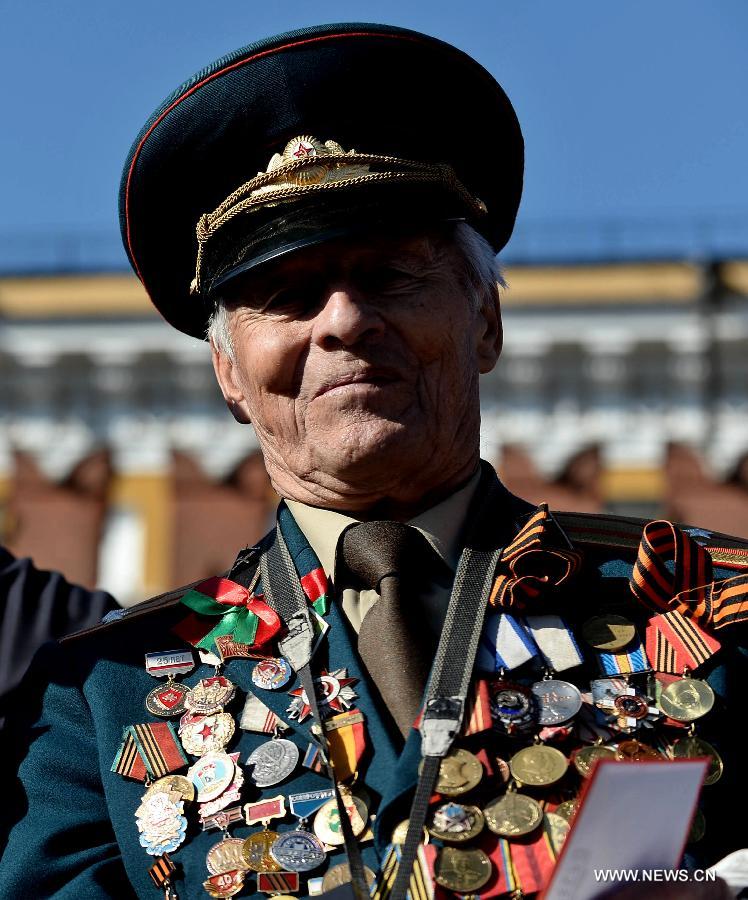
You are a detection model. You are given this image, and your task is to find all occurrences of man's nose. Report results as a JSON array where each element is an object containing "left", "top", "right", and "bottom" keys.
[{"left": 311, "top": 283, "right": 386, "bottom": 349}]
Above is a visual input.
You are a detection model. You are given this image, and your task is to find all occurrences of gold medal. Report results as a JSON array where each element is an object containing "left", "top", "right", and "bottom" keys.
[
  {"left": 434, "top": 847, "right": 492, "bottom": 893},
  {"left": 322, "top": 863, "right": 376, "bottom": 892},
  {"left": 544, "top": 812, "right": 569, "bottom": 854},
  {"left": 616, "top": 739, "right": 662, "bottom": 761},
  {"left": 144, "top": 775, "right": 195, "bottom": 804},
  {"left": 572, "top": 745, "right": 617, "bottom": 778},
  {"left": 581, "top": 614, "right": 636, "bottom": 651},
  {"left": 241, "top": 830, "right": 282, "bottom": 872},
  {"left": 426, "top": 748, "right": 483, "bottom": 797},
  {"left": 672, "top": 736, "right": 723, "bottom": 785},
  {"left": 428, "top": 803, "right": 485, "bottom": 843},
  {"left": 658, "top": 678, "right": 715, "bottom": 722},
  {"left": 312, "top": 794, "right": 368, "bottom": 846},
  {"left": 509, "top": 745, "right": 568, "bottom": 787},
  {"left": 484, "top": 792, "right": 543, "bottom": 837}
]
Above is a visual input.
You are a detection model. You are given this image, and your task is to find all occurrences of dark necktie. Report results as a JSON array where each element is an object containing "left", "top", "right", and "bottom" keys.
[{"left": 336, "top": 521, "right": 447, "bottom": 737}]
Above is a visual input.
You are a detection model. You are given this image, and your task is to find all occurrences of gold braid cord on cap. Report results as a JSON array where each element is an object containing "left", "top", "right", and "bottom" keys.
[{"left": 190, "top": 135, "right": 488, "bottom": 294}]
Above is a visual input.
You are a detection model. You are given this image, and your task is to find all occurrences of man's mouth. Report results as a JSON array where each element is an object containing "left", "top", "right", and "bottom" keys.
[{"left": 313, "top": 369, "right": 401, "bottom": 399}]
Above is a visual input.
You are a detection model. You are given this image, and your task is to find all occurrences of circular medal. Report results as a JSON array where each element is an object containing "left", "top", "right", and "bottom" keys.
[
  {"left": 509, "top": 745, "right": 568, "bottom": 787},
  {"left": 554, "top": 799, "right": 579, "bottom": 823},
  {"left": 391, "top": 819, "right": 429, "bottom": 845},
  {"left": 322, "top": 863, "right": 376, "bottom": 892},
  {"left": 313, "top": 795, "right": 368, "bottom": 846},
  {"left": 185, "top": 676, "right": 237, "bottom": 714},
  {"left": 252, "top": 657, "right": 293, "bottom": 691},
  {"left": 207, "top": 837, "right": 251, "bottom": 875},
  {"left": 242, "top": 830, "right": 281, "bottom": 872},
  {"left": 180, "top": 712, "right": 235, "bottom": 756},
  {"left": 434, "top": 847, "right": 492, "bottom": 893},
  {"left": 484, "top": 793, "right": 543, "bottom": 837},
  {"left": 616, "top": 740, "right": 662, "bottom": 761},
  {"left": 544, "top": 812, "right": 570, "bottom": 854},
  {"left": 270, "top": 830, "right": 326, "bottom": 872},
  {"left": 581, "top": 614, "right": 636, "bottom": 651},
  {"left": 144, "top": 774, "right": 195, "bottom": 804},
  {"left": 428, "top": 803, "right": 485, "bottom": 843},
  {"left": 688, "top": 808, "right": 706, "bottom": 844},
  {"left": 572, "top": 745, "right": 617, "bottom": 778},
  {"left": 428, "top": 748, "right": 483, "bottom": 797},
  {"left": 188, "top": 750, "right": 236, "bottom": 801},
  {"left": 532, "top": 680, "right": 583, "bottom": 725},
  {"left": 246, "top": 738, "right": 299, "bottom": 787},
  {"left": 613, "top": 694, "right": 650, "bottom": 720},
  {"left": 145, "top": 680, "right": 189, "bottom": 717},
  {"left": 489, "top": 681, "right": 537, "bottom": 735},
  {"left": 658, "top": 678, "right": 715, "bottom": 722},
  {"left": 672, "top": 736, "right": 723, "bottom": 786}
]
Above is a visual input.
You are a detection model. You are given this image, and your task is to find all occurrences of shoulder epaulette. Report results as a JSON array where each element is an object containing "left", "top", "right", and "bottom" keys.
[
  {"left": 553, "top": 510, "right": 748, "bottom": 568},
  {"left": 61, "top": 539, "right": 268, "bottom": 643}
]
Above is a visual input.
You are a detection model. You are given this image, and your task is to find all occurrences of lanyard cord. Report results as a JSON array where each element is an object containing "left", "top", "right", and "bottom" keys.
[
  {"left": 261, "top": 529, "right": 370, "bottom": 900},
  {"left": 389, "top": 471, "right": 504, "bottom": 900}
]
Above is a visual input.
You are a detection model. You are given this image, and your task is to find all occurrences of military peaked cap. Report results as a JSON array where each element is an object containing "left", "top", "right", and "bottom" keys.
[{"left": 119, "top": 23, "right": 524, "bottom": 339}]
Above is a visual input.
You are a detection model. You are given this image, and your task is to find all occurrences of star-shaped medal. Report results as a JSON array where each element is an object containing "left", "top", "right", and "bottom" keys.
[{"left": 286, "top": 668, "right": 357, "bottom": 722}]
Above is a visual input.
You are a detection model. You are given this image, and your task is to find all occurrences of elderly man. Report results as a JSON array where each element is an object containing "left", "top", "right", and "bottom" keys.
[{"left": 1, "top": 23, "right": 744, "bottom": 900}]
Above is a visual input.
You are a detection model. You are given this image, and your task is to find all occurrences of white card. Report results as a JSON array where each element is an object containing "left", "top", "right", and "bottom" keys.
[{"left": 544, "top": 759, "right": 707, "bottom": 900}]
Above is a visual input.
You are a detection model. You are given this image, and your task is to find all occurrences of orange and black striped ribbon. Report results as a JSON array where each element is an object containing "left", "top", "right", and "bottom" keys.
[
  {"left": 631, "top": 520, "right": 748, "bottom": 631},
  {"left": 489, "top": 505, "right": 582, "bottom": 611},
  {"left": 148, "top": 855, "right": 176, "bottom": 889},
  {"left": 112, "top": 723, "right": 187, "bottom": 782}
]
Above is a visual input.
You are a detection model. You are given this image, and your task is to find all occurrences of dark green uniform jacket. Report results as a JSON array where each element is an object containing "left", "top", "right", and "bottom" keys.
[{"left": 1, "top": 483, "right": 746, "bottom": 899}]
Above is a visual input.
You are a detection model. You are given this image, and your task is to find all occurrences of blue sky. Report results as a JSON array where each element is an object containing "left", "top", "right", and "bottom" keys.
[{"left": 1, "top": 0, "right": 747, "bottom": 265}]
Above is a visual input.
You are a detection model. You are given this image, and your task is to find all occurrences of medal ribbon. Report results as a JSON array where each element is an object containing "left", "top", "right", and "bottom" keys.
[
  {"left": 489, "top": 505, "right": 582, "bottom": 610},
  {"left": 631, "top": 520, "right": 748, "bottom": 631}
]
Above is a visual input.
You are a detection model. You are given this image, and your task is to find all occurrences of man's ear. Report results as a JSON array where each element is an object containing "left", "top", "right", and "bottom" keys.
[
  {"left": 476, "top": 285, "right": 503, "bottom": 374},
  {"left": 210, "top": 339, "right": 252, "bottom": 424}
]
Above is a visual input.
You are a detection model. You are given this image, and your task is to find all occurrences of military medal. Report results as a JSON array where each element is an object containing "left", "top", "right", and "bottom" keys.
[
  {"left": 312, "top": 790, "right": 368, "bottom": 846},
  {"left": 198, "top": 754, "right": 244, "bottom": 820},
  {"left": 688, "top": 808, "right": 706, "bottom": 843},
  {"left": 145, "top": 774, "right": 196, "bottom": 804},
  {"left": 488, "top": 680, "right": 537, "bottom": 735},
  {"left": 244, "top": 795, "right": 287, "bottom": 827},
  {"left": 239, "top": 692, "right": 289, "bottom": 735},
  {"left": 571, "top": 744, "right": 617, "bottom": 777},
  {"left": 148, "top": 854, "right": 178, "bottom": 900},
  {"left": 202, "top": 806, "right": 244, "bottom": 832},
  {"left": 434, "top": 847, "right": 492, "bottom": 892},
  {"left": 269, "top": 830, "right": 326, "bottom": 873},
  {"left": 672, "top": 736, "right": 723, "bottom": 785},
  {"left": 242, "top": 831, "right": 282, "bottom": 873},
  {"left": 286, "top": 668, "right": 357, "bottom": 722},
  {"left": 553, "top": 799, "right": 579, "bottom": 823},
  {"left": 428, "top": 748, "right": 483, "bottom": 797},
  {"left": 257, "top": 872, "right": 302, "bottom": 894},
  {"left": 188, "top": 750, "right": 236, "bottom": 802},
  {"left": 206, "top": 835, "right": 251, "bottom": 876},
  {"left": 581, "top": 614, "right": 636, "bottom": 651},
  {"left": 144, "top": 650, "right": 195, "bottom": 717},
  {"left": 531, "top": 679, "right": 583, "bottom": 725},
  {"left": 322, "top": 863, "right": 376, "bottom": 892},
  {"left": 135, "top": 790, "right": 188, "bottom": 856},
  {"left": 185, "top": 676, "right": 237, "bottom": 715},
  {"left": 391, "top": 819, "right": 429, "bottom": 845},
  {"left": 616, "top": 739, "right": 662, "bottom": 761},
  {"left": 484, "top": 792, "right": 544, "bottom": 837},
  {"left": 427, "top": 802, "right": 485, "bottom": 843},
  {"left": 180, "top": 712, "right": 235, "bottom": 756},
  {"left": 509, "top": 745, "right": 568, "bottom": 787},
  {"left": 544, "top": 811, "right": 570, "bottom": 854},
  {"left": 252, "top": 657, "right": 293, "bottom": 690},
  {"left": 245, "top": 737, "right": 299, "bottom": 787},
  {"left": 656, "top": 676, "right": 715, "bottom": 722},
  {"left": 112, "top": 722, "right": 189, "bottom": 782},
  {"left": 202, "top": 870, "right": 246, "bottom": 898}
]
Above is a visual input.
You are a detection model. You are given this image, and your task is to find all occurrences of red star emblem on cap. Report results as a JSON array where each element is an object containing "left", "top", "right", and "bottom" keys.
[{"left": 292, "top": 141, "right": 315, "bottom": 158}]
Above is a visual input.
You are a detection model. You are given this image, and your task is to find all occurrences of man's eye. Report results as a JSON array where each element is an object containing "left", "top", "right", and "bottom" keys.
[
  {"left": 263, "top": 289, "right": 315, "bottom": 312},
  {"left": 363, "top": 266, "right": 420, "bottom": 292}
]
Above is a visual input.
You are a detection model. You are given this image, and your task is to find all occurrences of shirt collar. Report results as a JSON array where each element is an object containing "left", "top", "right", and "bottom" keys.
[{"left": 285, "top": 467, "right": 482, "bottom": 583}]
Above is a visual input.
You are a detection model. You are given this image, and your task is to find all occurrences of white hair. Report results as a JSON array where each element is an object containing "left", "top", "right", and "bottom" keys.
[{"left": 207, "top": 221, "right": 504, "bottom": 360}]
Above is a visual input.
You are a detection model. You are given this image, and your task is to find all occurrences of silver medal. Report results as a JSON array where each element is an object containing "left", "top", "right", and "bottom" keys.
[
  {"left": 245, "top": 738, "right": 299, "bottom": 787},
  {"left": 270, "top": 829, "right": 326, "bottom": 872},
  {"left": 531, "top": 679, "right": 583, "bottom": 725}
]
